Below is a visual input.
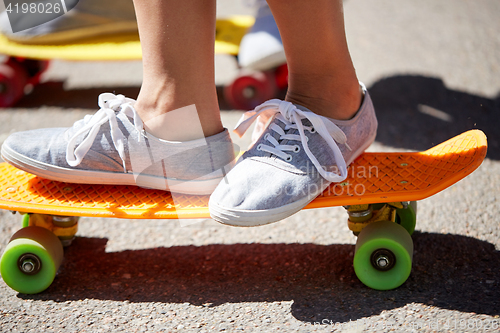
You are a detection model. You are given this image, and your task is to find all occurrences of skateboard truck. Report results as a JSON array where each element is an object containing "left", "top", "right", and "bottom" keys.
[
  {"left": 22, "top": 213, "right": 79, "bottom": 247},
  {"left": 344, "top": 202, "right": 412, "bottom": 236},
  {"left": 349, "top": 203, "right": 417, "bottom": 290}
]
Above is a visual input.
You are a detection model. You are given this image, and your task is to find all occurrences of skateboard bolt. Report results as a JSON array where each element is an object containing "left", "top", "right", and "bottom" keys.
[
  {"left": 347, "top": 205, "right": 373, "bottom": 222},
  {"left": 17, "top": 253, "right": 42, "bottom": 275},
  {"left": 370, "top": 249, "right": 396, "bottom": 271},
  {"left": 243, "top": 86, "right": 256, "bottom": 99},
  {"left": 52, "top": 215, "right": 79, "bottom": 227},
  {"left": 22, "top": 260, "right": 35, "bottom": 273},
  {"left": 376, "top": 256, "right": 389, "bottom": 268}
]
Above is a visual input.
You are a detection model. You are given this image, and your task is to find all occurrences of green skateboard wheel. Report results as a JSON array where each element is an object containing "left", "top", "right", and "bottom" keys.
[
  {"left": 22, "top": 213, "right": 30, "bottom": 228},
  {"left": 396, "top": 201, "right": 417, "bottom": 235},
  {"left": 353, "top": 220, "right": 413, "bottom": 290},
  {"left": 0, "top": 226, "right": 63, "bottom": 294}
]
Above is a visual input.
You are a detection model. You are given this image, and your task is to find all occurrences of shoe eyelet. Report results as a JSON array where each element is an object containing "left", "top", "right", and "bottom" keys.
[
  {"left": 257, "top": 144, "right": 263, "bottom": 151},
  {"left": 285, "top": 155, "right": 293, "bottom": 162},
  {"left": 293, "top": 145, "right": 301, "bottom": 153},
  {"left": 264, "top": 133, "right": 271, "bottom": 141},
  {"left": 310, "top": 127, "right": 316, "bottom": 134}
]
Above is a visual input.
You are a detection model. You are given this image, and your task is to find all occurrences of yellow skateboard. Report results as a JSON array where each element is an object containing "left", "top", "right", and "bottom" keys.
[
  {"left": 0, "top": 130, "right": 487, "bottom": 293},
  {"left": 0, "top": 15, "right": 287, "bottom": 110}
]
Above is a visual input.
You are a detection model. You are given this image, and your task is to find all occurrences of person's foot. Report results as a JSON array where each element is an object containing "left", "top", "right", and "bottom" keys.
[
  {"left": 209, "top": 83, "right": 377, "bottom": 226},
  {"left": 238, "top": 1, "right": 286, "bottom": 71},
  {"left": 1, "top": 93, "right": 235, "bottom": 195},
  {"left": 0, "top": 0, "right": 137, "bottom": 44}
]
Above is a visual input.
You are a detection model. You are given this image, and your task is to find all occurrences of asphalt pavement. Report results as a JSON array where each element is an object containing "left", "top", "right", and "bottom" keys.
[{"left": 0, "top": 0, "right": 499, "bottom": 332}]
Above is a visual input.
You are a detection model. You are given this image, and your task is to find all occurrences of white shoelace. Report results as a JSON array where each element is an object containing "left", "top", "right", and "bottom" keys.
[
  {"left": 234, "top": 99, "right": 350, "bottom": 182},
  {"left": 65, "top": 93, "right": 143, "bottom": 172}
]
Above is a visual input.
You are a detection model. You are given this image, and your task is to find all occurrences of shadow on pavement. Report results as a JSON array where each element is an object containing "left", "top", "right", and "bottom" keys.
[
  {"left": 13, "top": 74, "right": 500, "bottom": 159},
  {"left": 16, "top": 82, "right": 141, "bottom": 110},
  {"left": 18, "top": 232, "right": 500, "bottom": 323},
  {"left": 369, "top": 75, "right": 500, "bottom": 160},
  {"left": 14, "top": 80, "right": 281, "bottom": 112}
]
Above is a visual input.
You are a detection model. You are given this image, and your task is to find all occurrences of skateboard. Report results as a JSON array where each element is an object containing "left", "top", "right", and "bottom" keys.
[
  {"left": 0, "top": 130, "right": 487, "bottom": 294},
  {"left": 0, "top": 15, "right": 288, "bottom": 110}
]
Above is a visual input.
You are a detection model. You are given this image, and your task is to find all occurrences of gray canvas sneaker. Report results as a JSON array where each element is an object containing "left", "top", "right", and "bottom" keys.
[
  {"left": 238, "top": 0, "right": 286, "bottom": 71},
  {"left": 209, "top": 83, "right": 377, "bottom": 226},
  {"left": 1, "top": 93, "right": 236, "bottom": 195},
  {"left": 0, "top": 0, "right": 137, "bottom": 44}
]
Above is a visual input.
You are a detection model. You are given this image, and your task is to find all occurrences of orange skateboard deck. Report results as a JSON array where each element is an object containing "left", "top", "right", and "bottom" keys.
[
  {"left": 0, "top": 130, "right": 487, "bottom": 219},
  {"left": 0, "top": 130, "right": 488, "bottom": 294}
]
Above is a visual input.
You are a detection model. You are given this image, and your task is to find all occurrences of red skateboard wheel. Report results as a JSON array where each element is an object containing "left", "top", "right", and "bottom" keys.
[
  {"left": 0, "top": 60, "right": 28, "bottom": 108},
  {"left": 224, "top": 70, "right": 276, "bottom": 110},
  {"left": 274, "top": 63, "right": 288, "bottom": 90}
]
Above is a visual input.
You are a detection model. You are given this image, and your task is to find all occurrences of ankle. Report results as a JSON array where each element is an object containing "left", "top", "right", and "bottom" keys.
[
  {"left": 134, "top": 98, "right": 223, "bottom": 141},
  {"left": 286, "top": 74, "right": 362, "bottom": 120}
]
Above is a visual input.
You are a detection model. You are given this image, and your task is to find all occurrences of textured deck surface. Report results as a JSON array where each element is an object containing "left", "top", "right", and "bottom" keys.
[
  {"left": 0, "top": 16, "right": 254, "bottom": 60},
  {"left": 0, "top": 130, "right": 487, "bottom": 219}
]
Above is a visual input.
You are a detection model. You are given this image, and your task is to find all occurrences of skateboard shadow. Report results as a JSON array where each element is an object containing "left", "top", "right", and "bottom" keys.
[
  {"left": 369, "top": 75, "right": 500, "bottom": 160},
  {"left": 18, "top": 232, "right": 500, "bottom": 323},
  {"left": 15, "top": 81, "right": 141, "bottom": 110},
  {"left": 14, "top": 80, "right": 283, "bottom": 112}
]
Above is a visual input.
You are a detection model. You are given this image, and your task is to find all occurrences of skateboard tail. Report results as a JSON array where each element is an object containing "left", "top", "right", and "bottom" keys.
[
  {"left": 307, "top": 130, "right": 487, "bottom": 208},
  {"left": 409, "top": 129, "right": 487, "bottom": 201}
]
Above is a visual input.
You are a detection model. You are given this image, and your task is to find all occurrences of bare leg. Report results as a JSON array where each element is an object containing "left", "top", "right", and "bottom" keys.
[
  {"left": 132, "top": 0, "right": 223, "bottom": 139},
  {"left": 266, "top": 0, "right": 361, "bottom": 120}
]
